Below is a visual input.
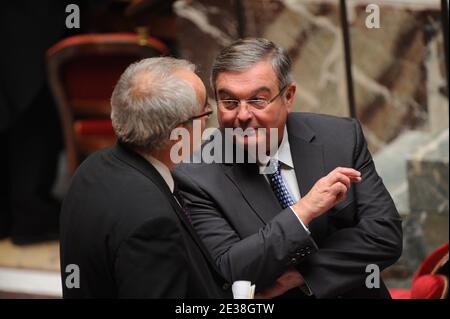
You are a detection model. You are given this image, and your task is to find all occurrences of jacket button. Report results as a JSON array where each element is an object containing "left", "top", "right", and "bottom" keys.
[
  {"left": 291, "top": 257, "right": 298, "bottom": 265},
  {"left": 222, "top": 283, "right": 230, "bottom": 290}
]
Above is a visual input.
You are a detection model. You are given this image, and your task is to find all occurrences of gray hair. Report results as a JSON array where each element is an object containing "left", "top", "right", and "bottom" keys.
[
  {"left": 211, "top": 38, "right": 294, "bottom": 93},
  {"left": 111, "top": 57, "right": 199, "bottom": 151}
]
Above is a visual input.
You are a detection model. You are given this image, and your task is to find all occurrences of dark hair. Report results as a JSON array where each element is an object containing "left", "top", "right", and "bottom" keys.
[{"left": 211, "top": 38, "right": 293, "bottom": 93}]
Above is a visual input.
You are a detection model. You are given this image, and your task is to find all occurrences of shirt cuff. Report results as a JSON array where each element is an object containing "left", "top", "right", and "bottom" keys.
[{"left": 289, "top": 205, "right": 311, "bottom": 234}]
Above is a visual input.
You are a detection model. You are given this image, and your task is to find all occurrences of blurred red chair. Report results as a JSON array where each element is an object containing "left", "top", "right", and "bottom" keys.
[
  {"left": 47, "top": 33, "right": 169, "bottom": 175},
  {"left": 390, "top": 242, "right": 448, "bottom": 299}
]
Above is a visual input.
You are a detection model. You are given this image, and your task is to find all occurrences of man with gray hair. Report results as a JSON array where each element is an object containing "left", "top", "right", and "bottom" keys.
[
  {"left": 60, "top": 57, "right": 231, "bottom": 298},
  {"left": 173, "top": 38, "right": 402, "bottom": 299}
]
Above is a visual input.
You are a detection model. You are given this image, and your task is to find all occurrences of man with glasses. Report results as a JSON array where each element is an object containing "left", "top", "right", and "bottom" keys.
[
  {"left": 60, "top": 57, "right": 230, "bottom": 298},
  {"left": 173, "top": 38, "right": 402, "bottom": 299}
]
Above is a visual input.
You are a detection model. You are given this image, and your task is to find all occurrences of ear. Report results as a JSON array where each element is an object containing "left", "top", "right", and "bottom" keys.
[
  {"left": 284, "top": 83, "right": 296, "bottom": 113},
  {"left": 174, "top": 123, "right": 186, "bottom": 131},
  {"left": 171, "top": 123, "right": 191, "bottom": 142}
]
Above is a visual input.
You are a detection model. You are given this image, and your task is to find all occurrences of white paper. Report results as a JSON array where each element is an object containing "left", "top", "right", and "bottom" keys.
[{"left": 232, "top": 280, "right": 255, "bottom": 299}]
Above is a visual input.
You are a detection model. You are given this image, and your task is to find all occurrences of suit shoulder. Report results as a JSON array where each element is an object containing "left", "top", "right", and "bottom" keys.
[
  {"left": 293, "top": 112, "right": 359, "bottom": 136},
  {"left": 65, "top": 147, "right": 178, "bottom": 231},
  {"left": 289, "top": 112, "right": 362, "bottom": 149},
  {"left": 293, "top": 112, "right": 357, "bottom": 129}
]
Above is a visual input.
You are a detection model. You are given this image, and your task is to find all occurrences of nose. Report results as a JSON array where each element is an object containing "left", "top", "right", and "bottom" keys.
[{"left": 236, "top": 102, "right": 252, "bottom": 124}]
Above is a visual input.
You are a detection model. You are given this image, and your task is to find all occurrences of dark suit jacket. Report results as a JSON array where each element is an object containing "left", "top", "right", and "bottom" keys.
[
  {"left": 173, "top": 112, "right": 403, "bottom": 299},
  {"left": 60, "top": 142, "right": 232, "bottom": 298}
]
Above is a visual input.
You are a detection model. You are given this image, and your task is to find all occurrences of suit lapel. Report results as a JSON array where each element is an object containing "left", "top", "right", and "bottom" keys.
[
  {"left": 287, "top": 122, "right": 324, "bottom": 197},
  {"left": 166, "top": 192, "right": 226, "bottom": 277},
  {"left": 165, "top": 191, "right": 228, "bottom": 282},
  {"left": 287, "top": 114, "right": 328, "bottom": 239},
  {"left": 225, "top": 163, "right": 282, "bottom": 224},
  {"left": 223, "top": 113, "right": 329, "bottom": 235}
]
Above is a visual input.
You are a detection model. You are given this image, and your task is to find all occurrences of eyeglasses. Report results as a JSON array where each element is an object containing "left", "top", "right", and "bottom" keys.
[
  {"left": 181, "top": 103, "right": 213, "bottom": 124},
  {"left": 217, "top": 85, "right": 288, "bottom": 112}
]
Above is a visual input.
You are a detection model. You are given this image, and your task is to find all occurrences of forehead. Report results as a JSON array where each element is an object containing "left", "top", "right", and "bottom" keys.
[{"left": 215, "top": 60, "right": 278, "bottom": 94}]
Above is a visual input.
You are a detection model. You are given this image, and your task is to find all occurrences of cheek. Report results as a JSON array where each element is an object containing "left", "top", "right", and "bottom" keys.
[
  {"left": 218, "top": 111, "right": 235, "bottom": 127},
  {"left": 273, "top": 106, "right": 289, "bottom": 127},
  {"left": 256, "top": 109, "right": 283, "bottom": 129}
]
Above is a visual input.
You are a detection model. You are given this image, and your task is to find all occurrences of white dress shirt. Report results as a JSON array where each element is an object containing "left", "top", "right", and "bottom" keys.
[
  {"left": 259, "top": 126, "right": 313, "bottom": 295},
  {"left": 258, "top": 126, "right": 310, "bottom": 234},
  {"left": 147, "top": 155, "right": 175, "bottom": 193}
]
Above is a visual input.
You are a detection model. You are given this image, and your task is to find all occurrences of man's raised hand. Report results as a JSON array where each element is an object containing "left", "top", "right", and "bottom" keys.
[{"left": 292, "top": 167, "right": 361, "bottom": 226}]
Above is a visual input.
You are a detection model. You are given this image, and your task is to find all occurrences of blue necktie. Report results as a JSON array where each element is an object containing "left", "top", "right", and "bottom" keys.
[{"left": 267, "top": 159, "right": 295, "bottom": 209}]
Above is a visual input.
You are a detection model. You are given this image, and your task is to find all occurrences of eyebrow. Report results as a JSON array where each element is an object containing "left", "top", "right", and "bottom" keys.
[{"left": 217, "top": 86, "right": 273, "bottom": 98}]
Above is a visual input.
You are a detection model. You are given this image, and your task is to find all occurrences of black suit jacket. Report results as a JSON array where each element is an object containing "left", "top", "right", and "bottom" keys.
[
  {"left": 60, "top": 142, "right": 232, "bottom": 298},
  {"left": 173, "top": 112, "right": 403, "bottom": 299}
]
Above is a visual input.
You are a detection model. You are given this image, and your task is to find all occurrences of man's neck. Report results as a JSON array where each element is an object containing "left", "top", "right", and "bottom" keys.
[
  {"left": 138, "top": 147, "right": 174, "bottom": 170},
  {"left": 136, "top": 147, "right": 175, "bottom": 192},
  {"left": 256, "top": 125, "right": 287, "bottom": 166}
]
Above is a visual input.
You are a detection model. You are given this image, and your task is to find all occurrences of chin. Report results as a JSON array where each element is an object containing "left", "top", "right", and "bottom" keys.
[
  {"left": 236, "top": 134, "right": 269, "bottom": 152},
  {"left": 235, "top": 135, "right": 256, "bottom": 147}
]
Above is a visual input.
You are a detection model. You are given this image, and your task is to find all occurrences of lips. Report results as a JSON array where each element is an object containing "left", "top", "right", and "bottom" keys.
[{"left": 233, "top": 127, "right": 259, "bottom": 137}]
